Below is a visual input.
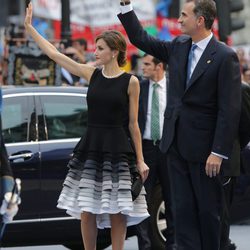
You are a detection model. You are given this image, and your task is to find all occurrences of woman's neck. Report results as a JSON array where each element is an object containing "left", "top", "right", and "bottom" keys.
[{"left": 102, "top": 64, "right": 124, "bottom": 77}]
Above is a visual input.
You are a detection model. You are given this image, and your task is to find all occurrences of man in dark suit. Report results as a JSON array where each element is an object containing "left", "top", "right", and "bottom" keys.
[
  {"left": 220, "top": 82, "right": 250, "bottom": 250},
  {"left": 118, "top": 1, "right": 241, "bottom": 249},
  {"left": 136, "top": 54, "right": 173, "bottom": 250}
]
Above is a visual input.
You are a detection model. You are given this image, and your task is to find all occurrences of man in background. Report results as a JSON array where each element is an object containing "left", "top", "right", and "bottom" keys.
[
  {"left": 220, "top": 81, "right": 250, "bottom": 250},
  {"left": 242, "top": 64, "right": 250, "bottom": 86},
  {"left": 61, "top": 38, "right": 95, "bottom": 86},
  {"left": 136, "top": 54, "right": 174, "bottom": 249}
]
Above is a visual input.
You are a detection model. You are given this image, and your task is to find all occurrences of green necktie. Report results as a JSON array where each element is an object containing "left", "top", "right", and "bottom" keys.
[{"left": 151, "top": 83, "right": 160, "bottom": 143}]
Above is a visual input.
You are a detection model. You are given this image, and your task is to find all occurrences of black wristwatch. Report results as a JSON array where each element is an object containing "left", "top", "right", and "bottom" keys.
[{"left": 120, "top": 1, "right": 131, "bottom": 6}]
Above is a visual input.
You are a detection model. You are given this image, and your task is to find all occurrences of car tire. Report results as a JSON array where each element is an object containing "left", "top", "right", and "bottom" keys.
[{"left": 149, "top": 184, "right": 166, "bottom": 250}]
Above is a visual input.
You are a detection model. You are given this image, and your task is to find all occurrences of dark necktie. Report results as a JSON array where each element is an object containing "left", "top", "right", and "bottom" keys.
[
  {"left": 151, "top": 83, "right": 160, "bottom": 144},
  {"left": 186, "top": 44, "right": 198, "bottom": 87}
]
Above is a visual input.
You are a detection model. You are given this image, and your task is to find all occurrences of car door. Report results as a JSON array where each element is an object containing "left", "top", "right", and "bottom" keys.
[
  {"left": 36, "top": 92, "right": 87, "bottom": 219},
  {"left": 2, "top": 92, "right": 41, "bottom": 220}
]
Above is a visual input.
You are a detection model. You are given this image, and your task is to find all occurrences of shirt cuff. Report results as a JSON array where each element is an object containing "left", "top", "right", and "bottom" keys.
[
  {"left": 211, "top": 152, "right": 228, "bottom": 160},
  {"left": 120, "top": 3, "right": 133, "bottom": 14}
]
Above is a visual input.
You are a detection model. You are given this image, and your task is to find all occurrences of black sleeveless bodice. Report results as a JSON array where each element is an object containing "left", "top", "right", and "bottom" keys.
[{"left": 74, "top": 68, "right": 134, "bottom": 156}]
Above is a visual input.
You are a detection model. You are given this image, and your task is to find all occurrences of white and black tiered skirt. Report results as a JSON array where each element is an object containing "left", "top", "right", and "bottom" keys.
[{"left": 57, "top": 152, "right": 149, "bottom": 229}]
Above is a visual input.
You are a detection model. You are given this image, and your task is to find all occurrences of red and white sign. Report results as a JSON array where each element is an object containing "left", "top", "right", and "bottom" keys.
[
  {"left": 32, "top": 0, "right": 156, "bottom": 56},
  {"left": 32, "top": 0, "right": 155, "bottom": 26}
]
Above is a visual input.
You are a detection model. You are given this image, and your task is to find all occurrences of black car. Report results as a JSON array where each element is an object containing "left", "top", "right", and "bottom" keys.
[{"left": 1, "top": 86, "right": 250, "bottom": 250}]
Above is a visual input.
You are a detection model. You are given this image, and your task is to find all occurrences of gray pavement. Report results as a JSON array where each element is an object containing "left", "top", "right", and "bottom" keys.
[
  {"left": 105, "top": 225, "right": 250, "bottom": 250},
  {"left": 1, "top": 225, "right": 250, "bottom": 250},
  {"left": 229, "top": 225, "right": 250, "bottom": 250}
]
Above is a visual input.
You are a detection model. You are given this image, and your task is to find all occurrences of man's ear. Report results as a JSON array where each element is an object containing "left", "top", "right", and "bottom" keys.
[
  {"left": 197, "top": 15, "right": 205, "bottom": 27},
  {"left": 156, "top": 62, "right": 163, "bottom": 70}
]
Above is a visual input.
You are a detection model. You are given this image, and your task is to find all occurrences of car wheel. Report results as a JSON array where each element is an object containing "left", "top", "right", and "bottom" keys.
[{"left": 149, "top": 184, "right": 166, "bottom": 250}]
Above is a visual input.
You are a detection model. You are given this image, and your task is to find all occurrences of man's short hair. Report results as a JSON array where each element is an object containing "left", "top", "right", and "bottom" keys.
[
  {"left": 143, "top": 53, "right": 167, "bottom": 70},
  {"left": 186, "top": 0, "right": 216, "bottom": 30}
]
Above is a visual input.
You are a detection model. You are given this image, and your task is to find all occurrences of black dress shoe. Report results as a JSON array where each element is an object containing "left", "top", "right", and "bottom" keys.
[
  {"left": 228, "top": 242, "right": 237, "bottom": 250},
  {"left": 166, "top": 243, "right": 178, "bottom": 250}
]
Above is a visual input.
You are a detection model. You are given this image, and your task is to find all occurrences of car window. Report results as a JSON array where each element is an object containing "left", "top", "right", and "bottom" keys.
[
  {"left": 2, "top": 95, "right": 31, "bottom": 143},
  {"left": 40, "top": 94, "right": 87, "bottom": 140}
]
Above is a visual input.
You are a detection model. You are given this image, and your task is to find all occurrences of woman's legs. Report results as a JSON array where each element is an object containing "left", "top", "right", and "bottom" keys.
[
  {"left": 110, "top": 213, "right": 127, "bottom": 250},
  {"left": 81, "top": 212, "right": 97, "bottom": 250}
]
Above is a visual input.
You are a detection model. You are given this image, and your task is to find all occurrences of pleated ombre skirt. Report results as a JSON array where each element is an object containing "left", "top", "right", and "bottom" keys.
[{"left": 57, "top": 152, "right": 149, "bottom": 229}]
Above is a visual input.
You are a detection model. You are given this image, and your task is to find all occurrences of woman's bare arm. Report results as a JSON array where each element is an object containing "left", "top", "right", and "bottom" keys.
[
  {"left": 24, "top": 3, "right": 95, "bottom": 82},
  {"left": 128, "top": 75, "right": 149, "bottom": 182}
]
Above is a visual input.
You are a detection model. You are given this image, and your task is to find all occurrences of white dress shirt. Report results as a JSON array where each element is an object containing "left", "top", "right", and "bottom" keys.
[
  {"left": 120, "top": 3, "right": 133, "bottom": 14},
  {"left": 143, "top": 76, "right": 167, "bottom": 141},
  {"left": 189, "top": 33, "right": 213, "bottom": 77}
]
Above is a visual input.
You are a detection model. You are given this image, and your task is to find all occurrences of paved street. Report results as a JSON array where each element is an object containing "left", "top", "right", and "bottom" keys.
[
  {"left": 1, "top": 225, "right": 250, "bottom": 250},
  {"left": 229, "top": 225, "right": 250, "bottom": 250},
  {"left": 105, "top": 226, "right": 250, "bottom": 250}
]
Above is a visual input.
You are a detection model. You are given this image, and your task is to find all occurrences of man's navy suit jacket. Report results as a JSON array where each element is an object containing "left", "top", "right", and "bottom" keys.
[
  {"left": 138, "top": 79, "right": 150, "bottom": 136},
  {"left": 118, "top": 10, "right": 241, "bottom": 163}
]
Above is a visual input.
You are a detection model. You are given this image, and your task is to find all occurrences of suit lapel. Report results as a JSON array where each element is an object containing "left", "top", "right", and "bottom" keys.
[
  {"left": 186, "top": 36, "right": 217, "bottom": 91},
  {"left": 176, "top": 39, "right": 192, "bottom": 93},
  {"left": 141, "top": 80, "right": 150, "bottom": 119},
  {"left": 165, "top": 74, "right": 169, "bottom": 102}
]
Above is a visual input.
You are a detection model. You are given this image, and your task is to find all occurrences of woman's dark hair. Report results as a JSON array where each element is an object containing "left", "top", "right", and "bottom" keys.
[
  {"left": 95, "top": 30, "right": 127, "bottom": 67},
  {"left": 187, "top": 0, "right": 216, "bottom": 30}
]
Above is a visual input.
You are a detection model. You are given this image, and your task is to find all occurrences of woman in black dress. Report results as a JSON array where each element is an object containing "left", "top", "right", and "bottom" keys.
[{"left": 25, "top": 3, "right": 149, "bottom": 250}]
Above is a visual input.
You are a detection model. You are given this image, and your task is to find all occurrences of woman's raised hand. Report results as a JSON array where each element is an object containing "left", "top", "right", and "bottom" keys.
[{"left": 24, "top": 2, "right": 33, "bottom": 29}]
